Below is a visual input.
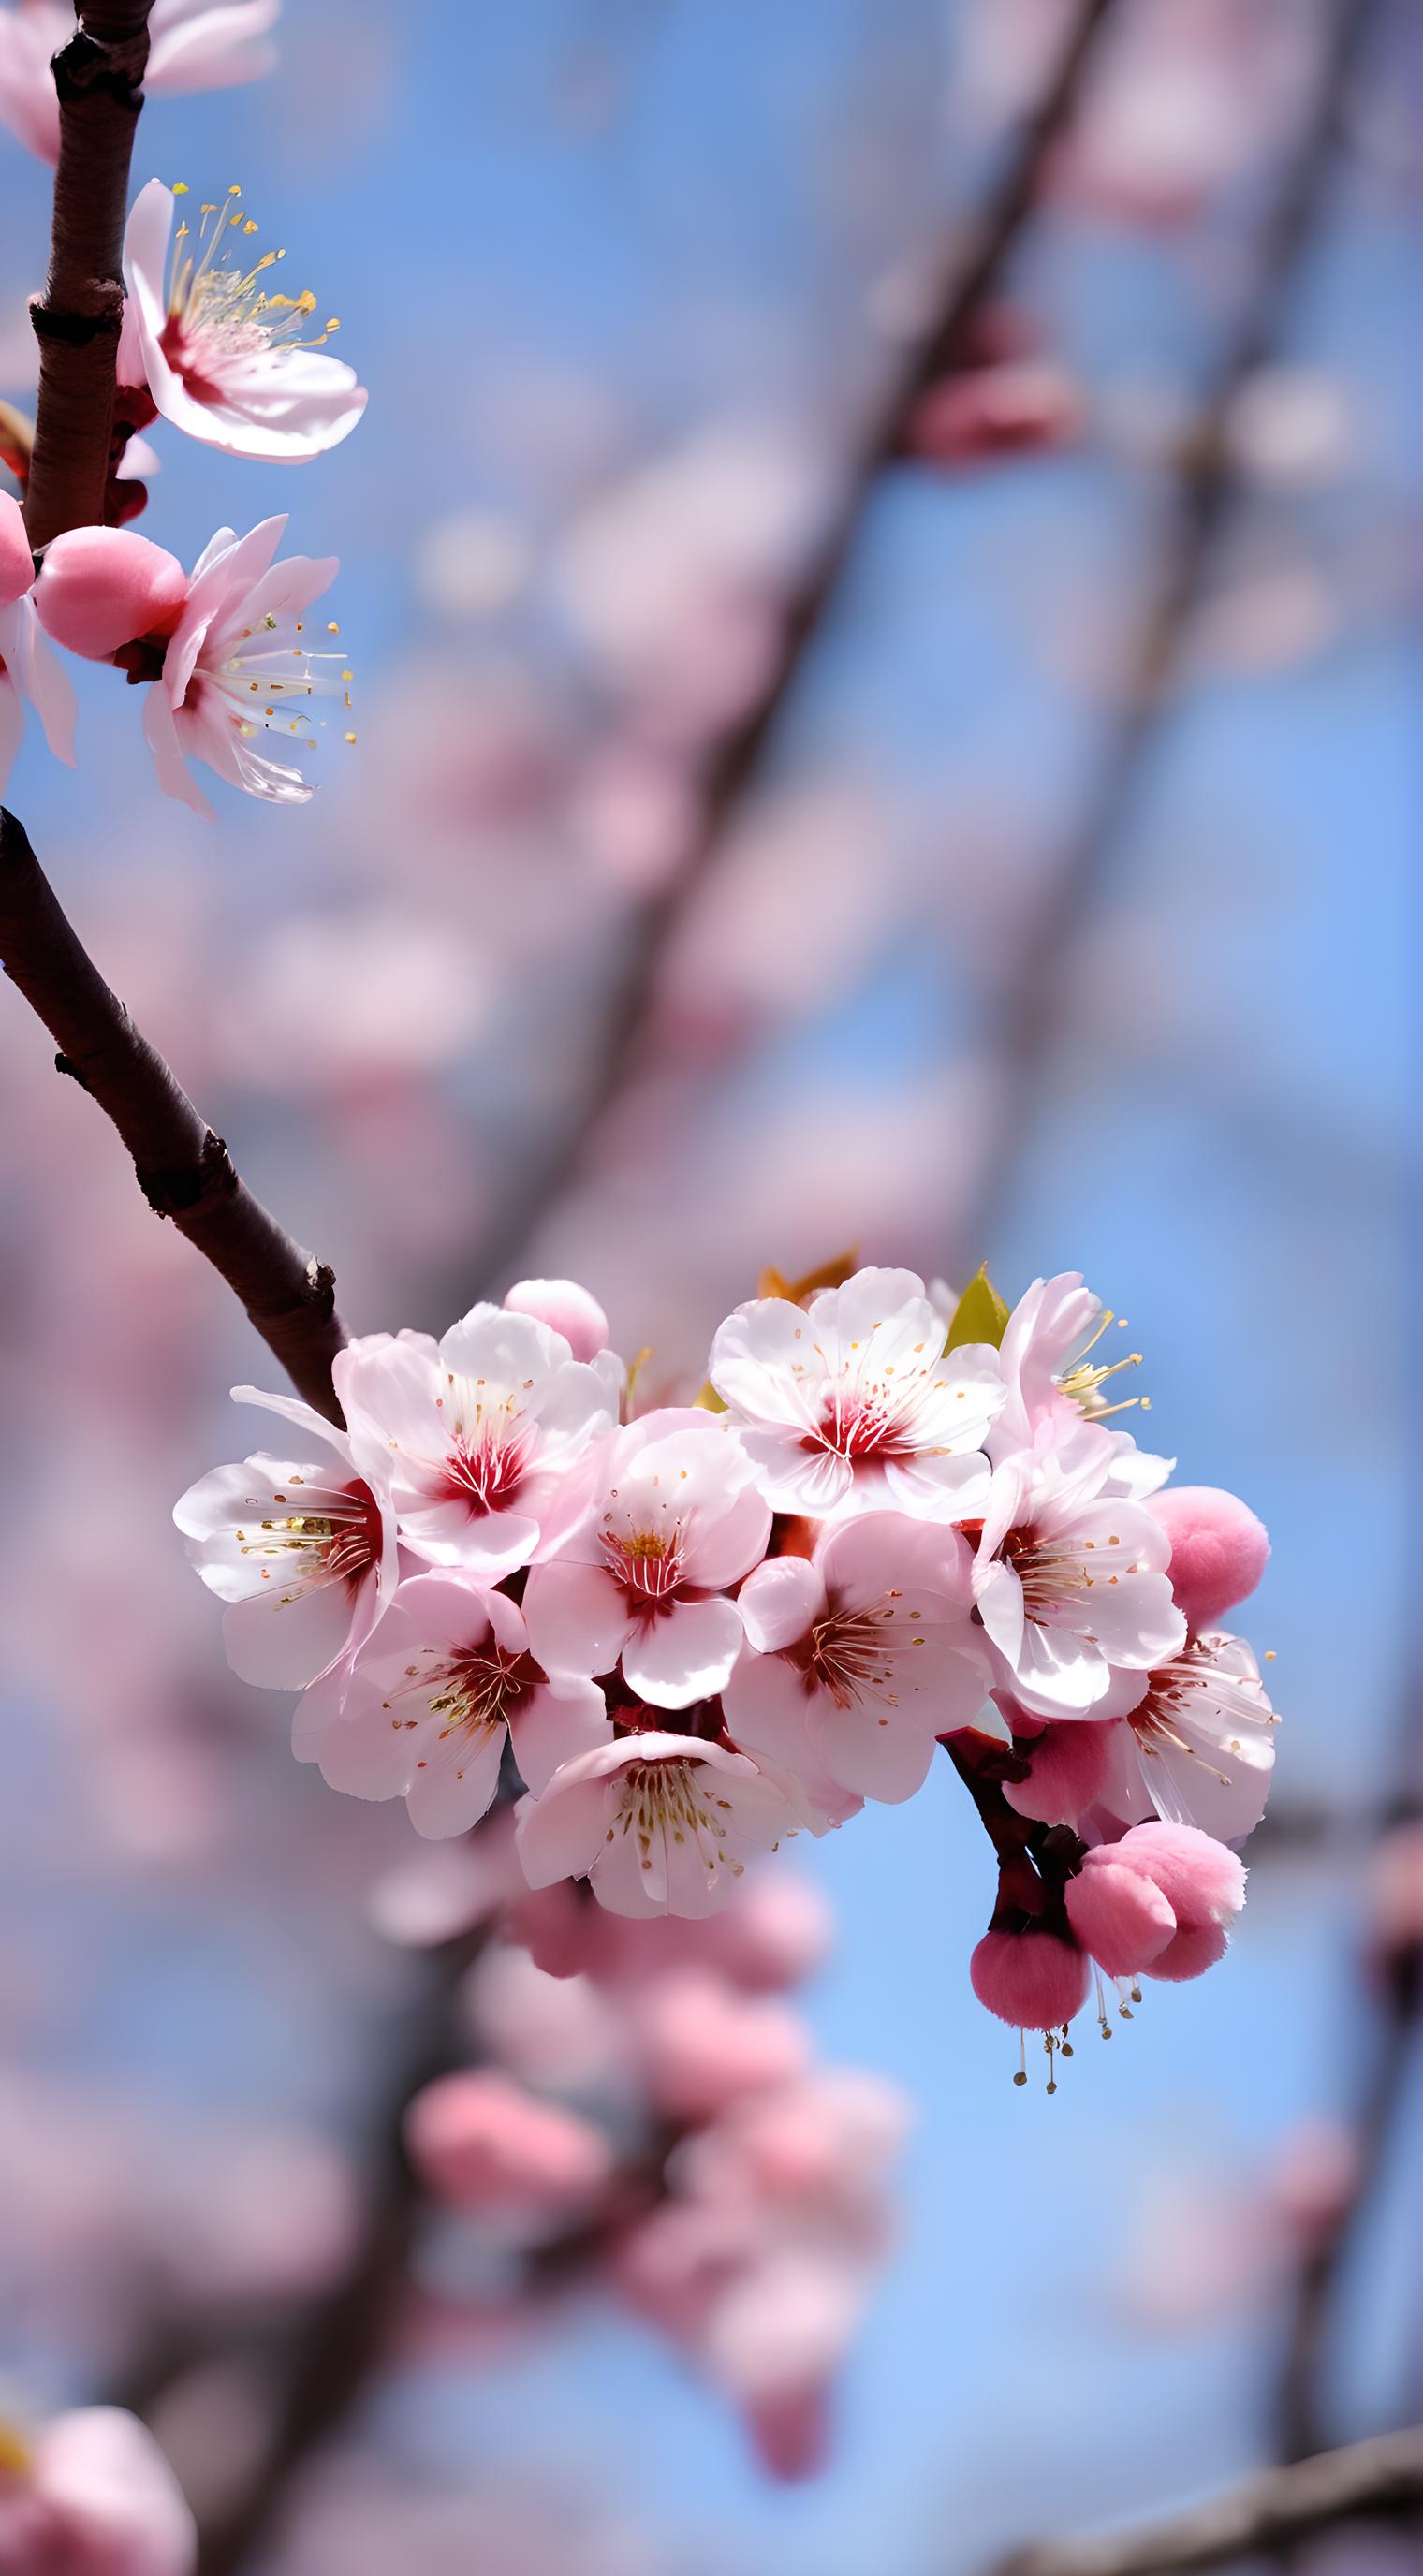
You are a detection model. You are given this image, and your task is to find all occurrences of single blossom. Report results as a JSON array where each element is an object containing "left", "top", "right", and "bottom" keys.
[
  {"left": 724, "top": 1515, "right": 990, "bottom": 1804},
  {"left": 173, "top": 1383, "right": 397, "bottom": 1690},
  {"left": 0, "top": 2405, "right": 196, "bottom": 2575},
  {"left": 991, "top": 1270, "right": 1172, "bottom": 1496},
  {"left": 292, "top": 1571, "right": 608, "bottom": 1838},
  {"left": 972, "top": 1421, "right": 1186, "bottom": 1720},
  {"left": 708, "top": 1265, "right": 1005, "bottom": 1518},
  {"left": 338, "top": 1305, "right": 614, "bottom": 1582},
  {"left": 0, "top": 0, "right": 279, "bottom": 163},
  {"left": 35, "top": 514, "right": 349, "bottom": 815},
  {"left": 0, "top": 490, "right": 75, "bottom": 791},
  {"left": 1101, "top": 1630, "right": 1278, "bottom": 1840},
  {"left": 522, "top": 1408, "right": 770, "bottom": 1708},
  {"left": 1004, "top": 1630, "right": 1277, "bottom": 1843},
  {"left": 516, "top": 1730, "right": 805, "bottom": 1919},
  {"left": 120, "top": 180, "right": 366, "bottom": 461}
]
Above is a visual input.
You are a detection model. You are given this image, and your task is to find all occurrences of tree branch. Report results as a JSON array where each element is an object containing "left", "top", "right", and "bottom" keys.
[
  {"left": 468, "top": 0, "right": 1119, "bottom": 1291},
  {"left": 946, "top": 0, "right": 1386, "bottom": 1273},
  {"left": 25, "top": 0, "right": 154, "bottom": 550},
  {"left": 989, "top": 2427, "right": 1423, "bottom": 2576},
  {"left": 0, "top": 810, "right": 347, "bottom": 1420}
]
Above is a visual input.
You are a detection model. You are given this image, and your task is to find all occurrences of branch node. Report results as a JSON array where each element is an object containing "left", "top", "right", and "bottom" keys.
[
  {"left": 30, "top": 300, "right": 124, "bottom": 348},
  {"left": 51, "top": 22, "right": 150, "bottom": 107},
  {"left": 136, "top": 1131, "right": 236, "bottom": 1220}
]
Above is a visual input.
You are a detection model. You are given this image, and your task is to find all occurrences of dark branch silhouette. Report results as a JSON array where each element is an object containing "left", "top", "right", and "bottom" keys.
[
  {"left": 0, "top": 811, "right": 347, "bottom": 1420},
  {"left": 990, "top": 2426, "right": 1423, "bottom": 2576},
  {"left": 25, "top": 0, "right": 154, "bottom": 549}
]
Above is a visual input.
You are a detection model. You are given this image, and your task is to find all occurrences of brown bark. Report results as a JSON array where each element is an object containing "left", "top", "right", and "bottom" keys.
[
  {"left": 0, "top": 810, "right": 348, "bottom": 1420},
  {"left": 25, "top": 1, "right": 155, "bottom": 549}
]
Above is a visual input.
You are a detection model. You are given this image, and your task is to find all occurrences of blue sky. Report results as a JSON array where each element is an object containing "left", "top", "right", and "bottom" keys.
[{"left": 0, "top": 5, "right": 1416, "bottom": 2569}]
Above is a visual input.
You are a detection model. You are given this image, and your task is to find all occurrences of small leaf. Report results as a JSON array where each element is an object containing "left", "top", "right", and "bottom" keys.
[{"left": 946, "top": 1264, "right": 1010, "bottom": 1352}]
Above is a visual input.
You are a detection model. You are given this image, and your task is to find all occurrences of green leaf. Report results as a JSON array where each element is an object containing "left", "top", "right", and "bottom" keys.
[{"left": 945, "top": 1264, "right": 1010, "bottom": 1352}]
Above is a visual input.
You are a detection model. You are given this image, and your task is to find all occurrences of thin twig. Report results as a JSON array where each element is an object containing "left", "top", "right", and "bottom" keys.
[
  {"left": 947, "top": 0, "right": 1386, "bottom": 1273},
  {"left": 989, "top": 2426, "right": 1423, "bottom": 2576},
  {"left": 25, "top": 0, "right": 154, "bottom": 549},
  {"left": 0, "top": 810, "right": 347, "bottom": 1419},
  {"left": 469, "top": 0, "right": 1119, "bottom": 1292},
  {"left": 1273, "top": 1661, "right": 1423, "bottom": 2465}
]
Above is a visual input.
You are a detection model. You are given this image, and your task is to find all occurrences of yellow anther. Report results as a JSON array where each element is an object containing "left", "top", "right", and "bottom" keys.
[
  {"left": 170, "top": 179, "right": 189, "bottom": 195},
  {"left": 345, "top": 730, "right": 357, "bottom": 743}
]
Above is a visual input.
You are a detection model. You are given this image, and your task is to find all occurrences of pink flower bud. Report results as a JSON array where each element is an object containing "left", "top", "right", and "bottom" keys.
[
  {"left": 0, "top": 492, "right": 33, "bottom": 608},
  {"left": 503, "top": 1276, "right": 609, "bottom": 1362},
  {"left": 1065, "top": 1855, "right": 1177, "bottom": 1975},
  {"left": 744, "top": 2380, "right": 831, "bottom": 2481},
  {"left": 404, "top": 2070, "right": 612, "bottom": 2214},
  {"left": 1149, "top": 1486, "right": 1269, "bottom": 1632},
  {"left": 33, "top": 526, "right": 187, "bottom": 660},
  {"left": 1070, "top": 1822, "right": 1246, "bottom": 1983},
  {"left": 970, "top": 1925, "right": 1089, "bottom": 2030},
  {"left": 1002, "top": 1710, "right": 1116, "bottom": 1827},
  {"left": 906, "top": 359, "right": 1085, "bottom": 465}
]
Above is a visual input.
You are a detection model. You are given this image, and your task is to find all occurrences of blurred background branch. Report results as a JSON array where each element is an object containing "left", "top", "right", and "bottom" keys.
[{"left": 990, "top": 2425, "right": 1423, "bottom": 2576}]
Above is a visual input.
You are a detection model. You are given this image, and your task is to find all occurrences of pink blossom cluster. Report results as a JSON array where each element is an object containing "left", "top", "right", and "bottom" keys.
[
  {"left": 4, "top": 156, "right": 363, "bottom": 812},
  {"left": 176, "top": 1263, "right": 1278, "bottom": 2069},
  {"left": 384, "top": 1830, "right": 905, "bottom": 2478}
]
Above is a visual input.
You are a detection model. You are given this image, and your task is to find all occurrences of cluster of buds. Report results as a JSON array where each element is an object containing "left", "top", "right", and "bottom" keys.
[
  {"left": 389, "top": 1832, "right": 905, "bottom": 2475},
  {"left": 176, "top": 1260, "right": 1278, "bottom": 2075}
]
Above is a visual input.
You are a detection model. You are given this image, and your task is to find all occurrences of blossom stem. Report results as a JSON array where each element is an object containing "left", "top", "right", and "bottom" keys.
[
  {"left": 24, "top": 0, "right": 155, "bottom": 550},
  {"left": 0, "top": 807, "right": 348, "bottom": 1421}
]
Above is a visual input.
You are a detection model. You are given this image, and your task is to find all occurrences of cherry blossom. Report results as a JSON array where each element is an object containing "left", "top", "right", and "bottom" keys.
[
  {"left": 0, "top": 2405, "right": 195, "bottom": 2575},
  {"left": 292, "top": 1572, "right": 608, "bottom": 1838},
  {"left": 173, "top": 1384, "right": 397, "bottom": 1690},
  {"left": 337, "top": 1304, "right": 615, "bottom": 1582},
  {"left": 34, "top": 514, "right": 350, "bottom": 815},
  {"left": 708, "top": 1264, "right": 1005, "bottom": 1518},
  {"left": 120, "top": 180, "right": 366, "bottom": 461},
  {"left": 971, "top": 1421, "right": 1185, "bottom": 1719},
  {"left": 724, "top": 1515, "right": 990, "bottom": 1804},
  {"left": 991, "top": 1269, "right": 1170, "bottom": 1496},
  {"left": 516, "top": 1730, "right": 805, "bottom": 1918},
  {"left": 0, "top": 490, "right": 75, "bottom": 791},
  {"left": 0, "top": 0, "right": 280, "bottom": 164},
  {"left": 522, "top": 1408, "right": 770, "bottom": 1708},
  {"left": 1101, "top": 1630, "right": 1279, "bottom": 1840}
]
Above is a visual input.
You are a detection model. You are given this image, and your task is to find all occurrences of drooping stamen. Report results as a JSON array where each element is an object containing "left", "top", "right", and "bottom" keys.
[{"left": 607, "top": 1757, "right": 746, "bottom": 1885}]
